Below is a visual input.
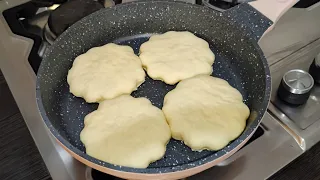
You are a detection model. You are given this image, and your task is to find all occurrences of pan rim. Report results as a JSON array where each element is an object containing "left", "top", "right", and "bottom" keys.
[{"left": 36, "top": 0, "right": 271, "bottom": 177}]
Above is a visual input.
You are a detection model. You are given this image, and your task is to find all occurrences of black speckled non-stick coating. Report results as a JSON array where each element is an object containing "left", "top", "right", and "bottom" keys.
[{"left": 36, "top": 1, "right": 271, "bottom": 175}]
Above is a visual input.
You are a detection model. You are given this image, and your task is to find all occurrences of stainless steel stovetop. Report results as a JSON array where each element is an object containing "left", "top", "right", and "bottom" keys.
[{"left": 0, "top": 0, "right": 320, "bottom": 180}]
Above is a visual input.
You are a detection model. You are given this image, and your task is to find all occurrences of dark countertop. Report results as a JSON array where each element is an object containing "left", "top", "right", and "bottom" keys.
[
  {"left": 0, "top": 71, "right": 51, "bottom": 180},
  {"left": 269, "top": 142, "right": 320, "bottom": 180},
  {"left": 1, "top": 70, "right": 320, "bottom": 180}
]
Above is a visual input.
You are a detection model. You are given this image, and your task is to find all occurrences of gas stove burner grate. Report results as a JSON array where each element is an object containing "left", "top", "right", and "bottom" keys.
[
  {"left": 44, "top": 0, "right": 104, "bottom": 44},
  {"left": 202, "top": 0, "right": 250, "bottom": 12}
]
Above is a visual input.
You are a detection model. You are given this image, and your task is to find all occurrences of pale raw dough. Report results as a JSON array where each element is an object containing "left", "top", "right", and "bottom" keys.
[
  {"left": 67, "top": 43, "right": 145, "bottom": 103},
  {"left": 139, "top": 31, "right": 215, "bottom": 85},
  {"left": 162, "top": 75, "right": 250, "bottom": 151},
  {"left": 80, "top": 95, "right": 171, "bottom": 168}
]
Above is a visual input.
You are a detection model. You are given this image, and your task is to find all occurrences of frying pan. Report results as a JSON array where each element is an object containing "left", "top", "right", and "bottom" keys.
[{"left": 36, "top": 0, "right": 297, "bottom": 179}]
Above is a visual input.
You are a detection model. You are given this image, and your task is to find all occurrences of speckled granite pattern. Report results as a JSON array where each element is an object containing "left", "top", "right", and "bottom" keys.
[
  {"left": 36, "top": 1, "right": 271, "bottom": 175},
  {"left": 226, "top": 3, "right": 273, "bottom": 41}
]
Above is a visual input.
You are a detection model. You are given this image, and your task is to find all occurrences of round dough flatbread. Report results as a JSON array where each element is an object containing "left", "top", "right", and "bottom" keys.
[
  {"left": 139, "top": 31, "right": 215, "bottom": 85},
  {"left": 162, "top": 75, "right": 250, "bottom": 151},
  {"left": 80, "top": 95, "right": 171, "bottom": 168},
  {"left": 67, "top": 43, "right": 145, "bottom": 103}
]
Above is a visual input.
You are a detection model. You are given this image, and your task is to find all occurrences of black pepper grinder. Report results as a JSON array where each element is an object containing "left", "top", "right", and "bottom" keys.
[{"left": 309, "top": 53, "right": 320, "bottom": 84}]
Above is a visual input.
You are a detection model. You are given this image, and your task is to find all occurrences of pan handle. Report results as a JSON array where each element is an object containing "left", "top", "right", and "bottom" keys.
[
  {"left": 249, "top": 0, "right": 299, "bottom": 37},
  {"left": 249, "top": 0, "right": 298, "bottom": 23},
  {"left": 225, "top": 0, "right": 298, "bottom": 41}
]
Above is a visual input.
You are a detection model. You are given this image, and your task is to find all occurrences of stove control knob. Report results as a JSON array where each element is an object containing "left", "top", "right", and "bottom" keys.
[
  {"left": 278, "top": 69, "right": 314, "bottom": 105},
  {"left": 309, "top": 57, "right": 320, "bottom": 84}
]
